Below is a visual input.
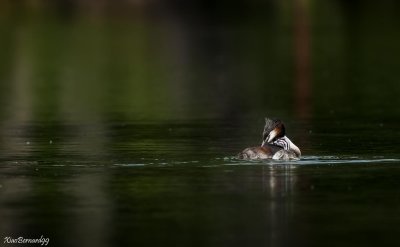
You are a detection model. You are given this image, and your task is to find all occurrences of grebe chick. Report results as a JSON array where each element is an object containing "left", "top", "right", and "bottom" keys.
[{"left": 237, "top": 118, "right": 301, "bottom": 161}]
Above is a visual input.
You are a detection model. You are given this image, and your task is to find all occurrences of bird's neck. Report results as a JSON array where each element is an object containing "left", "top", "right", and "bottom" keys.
[{"left": 273, "top": 136, "right": 301, "bottom": 156}]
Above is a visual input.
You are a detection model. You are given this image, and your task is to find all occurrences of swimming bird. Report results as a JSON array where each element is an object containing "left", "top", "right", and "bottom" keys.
[{"left": 237, "top": 118, "right": 301, "bottom": 160}]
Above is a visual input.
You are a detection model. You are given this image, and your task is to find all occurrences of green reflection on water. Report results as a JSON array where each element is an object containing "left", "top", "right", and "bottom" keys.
[
  {"left": 2, "top": 1, "right": 398, "bottom": 123},
  {"left": 1, "top": 1, "right": 400, "bottom": 247},
  {"left": 2, "top": 163, "right": 400, "bottom": 247}
]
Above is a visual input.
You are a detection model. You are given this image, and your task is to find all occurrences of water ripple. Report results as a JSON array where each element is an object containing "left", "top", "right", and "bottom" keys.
[{"left": 228, "top": 155, "right": 400, "bottom": 166}]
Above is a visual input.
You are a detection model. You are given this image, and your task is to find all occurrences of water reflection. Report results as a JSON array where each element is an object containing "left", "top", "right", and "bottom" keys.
[
  {"left": 293, "top": 0, "right": 312, "bottom": 120},
  {"left": 263, "top": 165, "right": 299, "bottom": 247},
  {"left": 68, "top": 173, "right": 110, "bottom": 247},
  {"left": 1, "top": 1, "right": 399, "bottom": 125},
  {"left": 1, "top": 155, "right": 400, "bottom": 246},
  {"left": 1, "top": 1, "right": 400, "bottom": 246},
  {"left": 1, "top": 159, "right": 302, "bottom": 246}
]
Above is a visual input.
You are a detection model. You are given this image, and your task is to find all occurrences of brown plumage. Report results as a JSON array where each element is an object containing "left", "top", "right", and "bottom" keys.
[
  {"left": 237, "top": 145, "right": 283, "bottom": 160},
  {"left": 237, "top": 118, "right": 301, "bottom": 161}
]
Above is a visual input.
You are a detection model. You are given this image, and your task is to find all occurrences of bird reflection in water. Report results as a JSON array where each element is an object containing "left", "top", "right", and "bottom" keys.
[{"left": 261, "top": 164, "right": 304, "bottom": 247}]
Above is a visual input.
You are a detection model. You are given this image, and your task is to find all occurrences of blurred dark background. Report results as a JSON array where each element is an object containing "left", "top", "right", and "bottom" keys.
[
  {"left": 1, "top": 2, "right": 400, "bottom": 247},
  {"left": 1, "top": 0, "right": 399, "bottom": 124}
]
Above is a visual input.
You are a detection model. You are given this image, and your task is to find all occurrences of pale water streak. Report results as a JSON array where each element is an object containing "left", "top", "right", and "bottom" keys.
[
  {"left": 228, "top": 156, "right": 400, "bottom": 166},
  {"left": 111, "top": 156, "right": 400, "bottom": 167}
]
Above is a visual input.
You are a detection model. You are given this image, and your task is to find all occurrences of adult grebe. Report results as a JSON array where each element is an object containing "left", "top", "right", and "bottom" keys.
[{"left": 237, "top": 118, "right": 301, "bottom": 160}]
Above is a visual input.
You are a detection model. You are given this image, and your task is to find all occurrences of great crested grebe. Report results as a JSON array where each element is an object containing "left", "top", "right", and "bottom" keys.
[{"left": 237, "top": 118, "right": 301, "bottom": 160}]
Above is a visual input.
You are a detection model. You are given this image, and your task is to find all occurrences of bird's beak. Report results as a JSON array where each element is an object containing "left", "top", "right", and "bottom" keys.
[
  {"left": 261, "top": 128, "right": 278, "bottom": 146},
  {"left": 267, "top": 129, "right": 278, "bottom": 142}
]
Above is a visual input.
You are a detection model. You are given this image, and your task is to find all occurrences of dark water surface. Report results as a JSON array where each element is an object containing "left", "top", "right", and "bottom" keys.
[
  {"left": 1, "top": 1, "right": 400, "bottom": 247},
  {"left": 1, "top": 119, "right": 400, "bottom": 247}
]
